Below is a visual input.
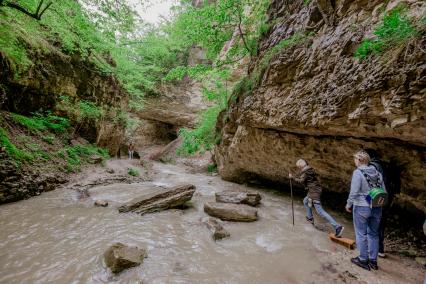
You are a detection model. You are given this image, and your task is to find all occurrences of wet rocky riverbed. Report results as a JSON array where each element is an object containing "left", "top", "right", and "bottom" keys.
[{"left": 0, "top": 159, "right": 424, "bottom": 284}]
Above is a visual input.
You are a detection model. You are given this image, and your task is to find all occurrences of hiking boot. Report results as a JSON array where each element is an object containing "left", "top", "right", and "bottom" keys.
[
  {"left": 351, "top": 257, "right": 370, "bottom": 271},
  {"left": 306, "top": 217, "right": 314, "bottom": 225},
  {"left": 369, "top": 260, "right": 379, "bottom": 270},
  {"left": 378, "top": 252, "right": 386, "bottom": 258},
  {"left": 335, "top": 226, "right": 344, "bottom": 238}
]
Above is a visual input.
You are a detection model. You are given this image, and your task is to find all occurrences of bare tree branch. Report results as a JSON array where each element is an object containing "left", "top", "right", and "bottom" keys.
[
  {"left": 38, "top": 1, "right": 53, "bottom": 19},
  {"left": 237, "top": 11, "right": 253, "bottom": 58},
  {"left": 1, "top": 0, "right": 53, "bottom": 20},
  {"left": 35, "top": 0, "right": 44, "bottom": 16}
]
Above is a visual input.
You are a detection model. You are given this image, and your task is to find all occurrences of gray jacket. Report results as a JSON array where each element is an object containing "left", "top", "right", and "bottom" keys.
[{"left": 346, "top": 165, "right": 386, "bottom": 208}]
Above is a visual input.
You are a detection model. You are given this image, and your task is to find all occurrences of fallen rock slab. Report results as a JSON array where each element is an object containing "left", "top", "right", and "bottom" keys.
[
  {"left": 94, "top": 200, "right": 108, "bottom": 207},
  {"left": 202, "top": 217, "right": 230, "bottom": 240},
  {"left": 204, "top": 202, "right": 258, "bottom": 222},
  {"left": 104, "top": 243, "right": 147, "bottom": 274},
  {"left": 215, "top": 190, "right": 261, "bottom": 206},
  {"left": 118, "top": 184, "right": 196, "bottom": 215}
]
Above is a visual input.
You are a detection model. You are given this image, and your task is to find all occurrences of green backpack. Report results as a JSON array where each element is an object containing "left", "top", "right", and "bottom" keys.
[{"left": 359, "top": 169, "right": 388, "bottom": 207}]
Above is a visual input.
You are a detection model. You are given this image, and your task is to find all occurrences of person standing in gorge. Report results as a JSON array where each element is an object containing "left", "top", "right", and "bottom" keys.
[
  {"left": 128, "top": 142, "right": 135, "bottom": 160},
  {"left": 346, "top": 150, "right": 385, "bottom": 271},
  {"left": 289, "top": 159, "right": 344, "bottom": 238},
  {"left": 365, "top": 149, "right": 399, "bottom": 258}
]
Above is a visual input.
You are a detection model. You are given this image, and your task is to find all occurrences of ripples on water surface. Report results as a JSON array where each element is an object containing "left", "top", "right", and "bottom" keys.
[{"left": 0, "top": 163, "right": 354, "bottom": 284}]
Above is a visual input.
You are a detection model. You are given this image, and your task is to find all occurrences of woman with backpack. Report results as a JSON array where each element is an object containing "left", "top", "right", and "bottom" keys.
[{"left": 346, "top": 150, "right": 386, "bottom": 271}]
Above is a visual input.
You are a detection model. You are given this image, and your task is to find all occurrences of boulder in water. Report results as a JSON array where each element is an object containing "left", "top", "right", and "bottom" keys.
[
  {"left": 104, "top": 243, "right": 147, "bottom": 274},
  {"left": 215, "top": 190, "right": 261, "bottom": 206},
  {"left": 202, "top": 217, "right": 230, "bottom": 240},
  {"left": 204, "top": 202, "right": 258, "bottom": 222},
  {"left": 118, "top": 184, "right": 196, "bottom": 215},
  {"left": 94, "top": 200, "right": 108, "bottom": 207}
]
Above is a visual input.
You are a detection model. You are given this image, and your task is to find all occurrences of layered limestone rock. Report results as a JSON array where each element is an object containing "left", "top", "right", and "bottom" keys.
[
  {"left": 215, "top": 0, "right": 426, "bottom": 214},
  {"left": 118, "top": 184, "right": 196, "bottom": 215},
  {"left": 0, "top": 51, "right": 129, "bottom": 155},
  {"left": 204, "top": 202, "right": 258, "bottom": 222},
  {"left": 215, "top": 190, "right": 261, "bottom": 206}
]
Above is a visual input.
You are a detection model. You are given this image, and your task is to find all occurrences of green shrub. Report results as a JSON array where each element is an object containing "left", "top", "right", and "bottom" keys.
[
  {"left": 11, "top": 113, "right": 69, "bottom": 134},
  {"left": 355, "top": 8, "right": 417, "bottom": 59},
  {"left": 79, "top": 101, "right": 104, "bottom": 120},
  {"left": 207, "top": 164, "right": 217, "bottom": 173},
  {"left": 0, "top": 127, "right": 34, "bottom": 163},
  {"left": 25, "top": 143, "right": 51, "bottom": 161},
  {"left": 177, "top": 105, "right": 222, "bottom": 155},
  {"left": 57, "top": 96, "right": 104, "bottom": 124},
  {"left": 42, "top": 135, "right": 55, "bottom": 144},
  {"left": 128, "top": 168, "right": 139, "bottom": 177},
  {"left": 58, "top": 144, "right": 110, "bottom": 172}
]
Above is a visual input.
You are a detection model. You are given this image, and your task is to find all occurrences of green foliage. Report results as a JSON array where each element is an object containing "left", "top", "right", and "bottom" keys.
[
  {"left": 207, "top": 164, "right": 217, "bottom": 173},
  {"left": 355, "top": 8, "right": 417, "bottom": 59},
  {"left": 11, "top": 112, "right": 70, "bottom": 134},
  {"left": 0, "top": 127, "right": 34, "bottom": 163},
  {"left": 176, "top": 67, "right": 234, "bottom": 156},
  {"left": 170, "top": 0, "right": 269, "bottom": 61},
  {"left": 177, "top": 104, "right": 223, "bottom": 155},
  {"left": 233, "top": 76, "right": 255, "bottom": 96},
  {"left": 25, "top": 143, "right": 50, "bottom": 160},
  {"left": 164, "top": 65, "right": 212, "bottom": 82},
  {"left": 57, "top": 96, "right": 103, "bottom": 124},
  {"left": 0, "top": 0, "right": 186, "bottom": 108},
  {"left": 79, "top": 101, "right": 104, "bottom": 120},
  {"left": 58, "top": 144, "right": 109, "bottom": 172},
  {"left": 127, "top": 168, "right": 139, "bottom": 177},
  {"left": 41, "top": 135, "right": 55, "bottom": 144}
]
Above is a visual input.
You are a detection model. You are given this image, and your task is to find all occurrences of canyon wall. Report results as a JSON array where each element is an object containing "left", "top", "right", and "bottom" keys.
[
  {"left": 0, "top": 51, "right": 129, "bottom": 155},
  {"left": 215, "top": 0, "right": 426, "bottom": 214}
]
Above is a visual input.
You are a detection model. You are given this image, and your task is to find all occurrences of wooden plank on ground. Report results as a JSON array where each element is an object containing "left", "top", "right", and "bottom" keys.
[{"left": 328, "top": 233, "right": 356, "bottom": 250}]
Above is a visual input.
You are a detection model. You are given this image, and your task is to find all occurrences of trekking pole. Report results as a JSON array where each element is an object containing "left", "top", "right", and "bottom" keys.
[{"left": 289, "top": 173, "right": 295, "bottom": 227}]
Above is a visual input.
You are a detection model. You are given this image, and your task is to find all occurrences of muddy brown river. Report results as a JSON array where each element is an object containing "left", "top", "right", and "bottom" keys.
[{"left": 0, "top": 160, "right": 424, "bottom": 284}]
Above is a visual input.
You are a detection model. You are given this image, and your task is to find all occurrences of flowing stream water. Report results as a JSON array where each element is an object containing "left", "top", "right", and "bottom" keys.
[{"left": 0, "top": 161, "right": 423, "bottom": 284}]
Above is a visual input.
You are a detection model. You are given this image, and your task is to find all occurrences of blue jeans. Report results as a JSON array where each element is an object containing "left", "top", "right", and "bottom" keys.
[
  {"left": 303, "top": 196, "right": 340, "bottom": 230},
  {"left": 353, "top": 205, "right": 382, "bottom": 261}
]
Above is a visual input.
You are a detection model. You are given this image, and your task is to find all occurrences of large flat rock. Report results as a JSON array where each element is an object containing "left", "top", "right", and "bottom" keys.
[
  {"left": 118, "top": 184, "right": 196, "bottom": 215},
  {"left": 215, "top": 190, "right": 261, "bottom": 206},
  {"left": 104, "top": 243, "right": 147, "bottom": 274},
  {"left": 204, "top": 202, "right": 258, "bottom": 222}
]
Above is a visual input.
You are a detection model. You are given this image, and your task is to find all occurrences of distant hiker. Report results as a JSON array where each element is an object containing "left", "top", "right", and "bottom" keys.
[
  {"left": 346, "top": 150, "right": 386, "bottom": 271},
  {"left": 365, "top": 149, "right": 399, "bottom": 258},
  {"left": 128, "top": 142, "right": 135, "bottom": 159},
  {"left": 289, "top": 159, "right": 344, "bottom": 238}
]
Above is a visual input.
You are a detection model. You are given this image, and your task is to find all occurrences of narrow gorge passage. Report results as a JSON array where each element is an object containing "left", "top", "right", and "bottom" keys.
[
  {"left": 0, "top": 160, "right": 423, "bottom": 284},
  {"left": 1, "top": 0, "right": 425, "bottom": 283}
]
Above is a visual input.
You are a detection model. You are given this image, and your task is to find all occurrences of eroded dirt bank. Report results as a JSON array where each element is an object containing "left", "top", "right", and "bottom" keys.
[{"left": 0, "top": 160, "right": 424, "bottom": 283}]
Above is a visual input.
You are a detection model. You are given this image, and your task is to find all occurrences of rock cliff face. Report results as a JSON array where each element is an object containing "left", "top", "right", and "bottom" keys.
[
  {"left": 215, "top": 0, "right": 426, "bottom": 214},
  {"left": 0, "top": 51, "right": 129, "bottom": 154},
  {"left": 133, "top": 46, "right": 211, "bottom": 149}
]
